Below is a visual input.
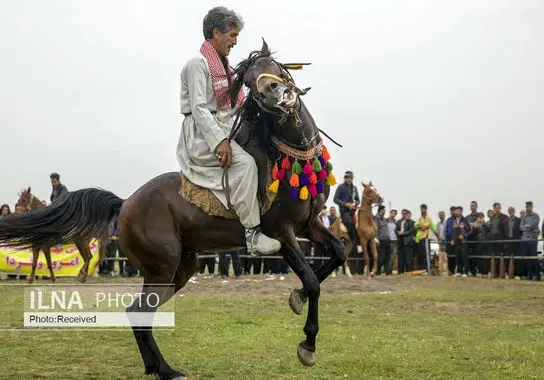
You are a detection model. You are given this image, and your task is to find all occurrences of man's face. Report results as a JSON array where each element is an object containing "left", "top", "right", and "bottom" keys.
[
  {"left": 493, "top": 204, "right": 501, "bottom": 213},
  {"left": 406, "top": 212, "right": 411, "bottom": 220},
  {"left": 329, "top": 207, "right": 336, "bottom": 217},
  {"left": 379, "top": 208, "right": 386, "bottom": 217},
  {"left": 212, "top": 26, "right": 239, "bottom": 57},
  {"left": 345, "top": 176, "right": 353, "bottom": 185},
  {"left": 454, "top": 208, "right": 462, "bottom": 217},
  {"left": 508, "top": 207, "right": 515, "bottom": 217},
  {"left": 390, "top": 210, "right": 397, "bottom": 219},
  {"left": 1, "top": 207, "right": 8, "bottom": 216},
  {"left": 439, "top": 212, "right": 445, "bottom": 222},
  {"left": 520, "top": 210, "right": 526, "bottom": 217},
  {"left": 487, "top": 210, "right": 494, "bottom": 218},
  {"left": 526, "top": 204, "right": 533, "bottom": 214},
  {"left": 51, "top": 178, "right": 59, "bottom": 186},
  {"left": 471, "top": 202, "right": 477, "bottom": 213},
  {"left": 420, "top": 207, "right": 427, "bottom": 215},
  {"left": 320, "top": 208, "right": 327, "bottom": 216},
  {"left": 476, "top": 215, "right": 484, "bottom": 224}
]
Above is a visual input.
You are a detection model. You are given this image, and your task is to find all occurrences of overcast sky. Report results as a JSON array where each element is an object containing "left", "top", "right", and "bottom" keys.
[{"left": 1, "top": 0, "right": 543, "bottom": 219}]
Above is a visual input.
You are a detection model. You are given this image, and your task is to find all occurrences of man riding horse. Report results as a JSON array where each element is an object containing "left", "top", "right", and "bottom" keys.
[
  {"left": 333, "top": 170, "right": 360, "bottom": 250},
  {"left": 177, "top": 6, "right": 281, "bottom": 255}
]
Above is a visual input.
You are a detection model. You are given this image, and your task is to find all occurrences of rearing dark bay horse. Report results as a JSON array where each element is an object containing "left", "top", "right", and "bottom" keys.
[{"left": 0, "top": 40, "right": 346, "bottom": 380}]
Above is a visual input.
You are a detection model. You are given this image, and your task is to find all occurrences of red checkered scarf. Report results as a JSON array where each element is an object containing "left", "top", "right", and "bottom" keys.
[{"left": 199, "top": 40, "right": 245, "bottom": 112}]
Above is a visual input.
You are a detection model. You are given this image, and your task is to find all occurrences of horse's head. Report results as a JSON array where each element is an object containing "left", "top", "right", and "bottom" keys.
[
  {"left": 231, "top": 38, "right": 310, "bottom": 117},
  {"left": 361, "top": 181, "right": 384, "bottom": 206},
  {"left": 16, "top": 187, "right": 40, "bottom": 213}
]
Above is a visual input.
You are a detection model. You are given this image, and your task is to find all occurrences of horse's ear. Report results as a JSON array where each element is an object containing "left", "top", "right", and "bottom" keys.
[
  {"left": 27, "top": 187, "right": 31, "bottom": 193},
  {"left": 369, "top": 181, "right": 373, "bottom": 186},
  {"left": 261, "top": 37, "right": 270, "bottom": 55},
  {"left": 361, "top": 181, "right": 367, "bottom": 187}
]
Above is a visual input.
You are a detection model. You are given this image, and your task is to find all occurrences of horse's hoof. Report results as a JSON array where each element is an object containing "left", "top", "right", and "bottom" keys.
[
  {"left": 331, "top": 271, "right": 336, "bottom": 278},
  {"left": 289, "top": 288, "right": 307, "bottom": 315},
  {"left": 50, "top": 277, "right": 56, "bottom": 283},
  {"left": 26, "top": 278, "right": 34, "bottom": 284},
  {"left": 154, "top": 375, "right": 186, "bottom": 380},
  {"left": 77, "top": 274, "right": 87, "bottom": 283},
  {"left": 297, "top": 342, "right": 316, "bottom": 366}
]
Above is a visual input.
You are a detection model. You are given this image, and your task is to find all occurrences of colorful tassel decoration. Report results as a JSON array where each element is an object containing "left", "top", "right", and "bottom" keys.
[
  {"left": 326, "top": 161, "right": 333, "bottom": 173},
  {"left": 300, "top": 174, "right": 309, "bottom": 186},
  {"left": 271, "top": 162, "right": 279, "bottom": 180},
  {"left": 289, "top": 173, "right": 300, "bottom": 187},
  {"left": 318, "top": 168, "right": 328, "bottom": 181},
  {"left": 269, "top": 179, "right": 280, "bottom": 193},
  {"left": 290, "top": 187, "right": 299, "bottom": 200},
  {"left": 322, "top": 146, "right": 331, "bottom": 162},
  {"left": 303, "top": 160, "right": 313, "bottom": 175},
  {"left": 312, "top": 158, "right": 322, "bottom": 172},
  {"left": 326, "top": 172, "right": 337, "bottom": 186},
  {"left": 319, "top": 156, "right": 327, "bottom": 168},
  {"left": 292, "top": 159, "right": 302, "bottom": 175},
  {"left": 309, "top": 171, "right": 317, "bottom": 184},
  {"left": 316, "top": 181, "right": 325, "bottom": 193},
  {"left": 281, "top": 156, "right": 291, "bottom": 170},
  {"left": 276, "top": 168, "right": 286, "bottom": 181},
  {"left": 299, "top": 186, "right": 309, "bottom": 200},
  {"left": 308, "top": 184, "right": 318, "bottom": 197}
]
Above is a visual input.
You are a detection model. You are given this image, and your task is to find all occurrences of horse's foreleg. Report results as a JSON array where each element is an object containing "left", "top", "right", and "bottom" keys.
[
  {"left": 280, "top": 231, "right": 320, "bottom": 366},
  {"left": 361, "top": 239, "right": 371, "bottom": 279},
  {"left": 371, "top": 239, "right": 378, "bottom": 278},
  {"left": 43, "top": 247, "right": 56, "bottom": 282},
  {"left": 27, "top": 247, "right": 40, "bottom": 284}
]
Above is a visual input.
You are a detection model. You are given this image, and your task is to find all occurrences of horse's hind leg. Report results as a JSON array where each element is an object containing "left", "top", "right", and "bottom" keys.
[
  {"left": 27, "top": 247, "right": 40, "bottom": 284},
  {"left": 370, "top": 239, "right": 378, "bottom": 279},
  {"left": 125, "top": 239, "right": 186, "bottom": 379},
  {"left": 74, "top": 239, "right": 91, "bottom": 283},
  {"left": 43, "top": 246, "right": 56, "bottom": 282}
]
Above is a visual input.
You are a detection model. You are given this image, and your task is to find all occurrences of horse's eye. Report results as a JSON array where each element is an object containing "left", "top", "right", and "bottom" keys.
[{"left": 270, "top": 82, "right": 278, "bottom": 90}]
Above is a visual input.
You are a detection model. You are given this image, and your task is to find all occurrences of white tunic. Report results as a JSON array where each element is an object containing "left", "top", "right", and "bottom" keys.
[{"left": 176, "top": 54, "right": 260, "bottom": 228}]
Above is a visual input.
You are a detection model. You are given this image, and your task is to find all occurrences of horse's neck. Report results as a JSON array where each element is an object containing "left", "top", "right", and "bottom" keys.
[
  {"left": 358, "top": 201, "right": 374, "bottom": 222},
  {"left": 30, "top": 196, "right": 43, "bottom": 210},
  {"left": 270, "top": 100, "right": 319, "bottom": 149}
]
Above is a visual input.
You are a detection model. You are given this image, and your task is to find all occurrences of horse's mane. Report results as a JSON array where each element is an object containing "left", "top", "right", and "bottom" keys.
[{"left": 224, "top": 50, "right": 276, "bottom": 157}]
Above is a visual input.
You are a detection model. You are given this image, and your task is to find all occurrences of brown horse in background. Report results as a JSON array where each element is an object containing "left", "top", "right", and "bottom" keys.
[
  {"left": 14, "top": 187, "right": 104, "bottom": 283},
  {"left": 328, "top": 217, "right": 352, "bottom": 277},
  {"left": 0, "top": 40, "right": 346, "bottom": 379},
  {"left": 355, "top": 182, "right": 383, "bottom": 279}
]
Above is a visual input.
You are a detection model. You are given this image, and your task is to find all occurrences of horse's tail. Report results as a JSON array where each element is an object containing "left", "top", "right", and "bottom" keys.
[{"left": 0, "top": 189, "right": 124, "bottom": 257}]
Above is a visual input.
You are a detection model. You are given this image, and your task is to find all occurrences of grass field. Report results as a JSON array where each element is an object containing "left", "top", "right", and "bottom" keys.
[{"left": 0, "top": 275, "right": 542, "bottom": 379}]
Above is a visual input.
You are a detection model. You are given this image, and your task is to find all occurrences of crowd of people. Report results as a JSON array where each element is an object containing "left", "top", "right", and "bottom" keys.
[{"left": 329, "top": 170, "right": 542, "bottom": 281}]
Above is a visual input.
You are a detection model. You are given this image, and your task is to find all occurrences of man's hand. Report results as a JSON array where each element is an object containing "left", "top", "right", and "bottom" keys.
[
  {"left": 458, "top": 234, "right": 464, "bottom": 240},
  {"left": 215, "top": 140, "right": 232, "bottom": 168},
  {"left": 450, "top": 241, "right": 455, "bottom": 247}
]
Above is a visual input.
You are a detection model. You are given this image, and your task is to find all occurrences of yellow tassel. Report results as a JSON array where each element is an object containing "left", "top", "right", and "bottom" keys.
[
  {"left": 299, "top": 186, "right": 309, "bottom": 200},
  {"left": 326, "top": 172, "right": 337, "bottom": 186},
  {"left": 268, "top": 179, "right": 280, "bottom": 193}
]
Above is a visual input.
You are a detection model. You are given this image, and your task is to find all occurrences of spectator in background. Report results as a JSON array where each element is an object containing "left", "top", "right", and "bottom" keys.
[
  {"left": 505, "top": 206, "right": 522, "bottom": 278},
  {"left": 1, "top": 204, "right": 11, "bottom": 217},
  {"left": 489, "top": 202, "right": 508, "bottom": 256},
  {"left": 466, "top": 201, "right": 479, "bottom": 225},
  {"left": 374, "top": 205, "right": 391, "bottom": 275},
  {"left": 219, "top": 249, "right": 242, "bottom": 278},
  {"left": 318, "top": 206, "right": 330, "bottom": 228},
  {"left": 452, "top": 206, "right": 470, "bottom": 277},
  {"left": 328, "top": 206, "right": 338, "bottom": 225},
  {"left": 520, "top": 201, "right": 540, "bottom": 281},
  {"left": 49, "top": 173, "right": 68, "bottom": 203},
  {"left": 414, "top": 204, "right": 436, "bottom": 272},
  {"left": 333, "top": 171, "right": 360, "bottom": 253},
  {"left": 445, "top": 206, "right": 456, "bottom": 275},
  {"left": 520, "top": 210, "right": 526, "bottom": 219},
  {"left": 387, "top": 209, "right": 398, "bottom": 274},
  {"left": 396, "top": 209, "right": 415, "bottom": 274},
  {"left": 468, "top": 212, "right": 489, "bottom": 275}
]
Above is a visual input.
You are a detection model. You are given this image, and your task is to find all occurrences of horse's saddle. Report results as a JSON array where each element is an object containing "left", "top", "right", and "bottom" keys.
[{"left": 179, "top": 173, "right": 276, "bottom": 220}]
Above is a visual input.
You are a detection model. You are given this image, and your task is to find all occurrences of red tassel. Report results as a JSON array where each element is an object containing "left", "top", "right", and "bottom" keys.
[
  {"left": 318, "top": 168, "right": 328, "bottom": 181},
  {"left": 308, "top": 184, "right": 318, "bottom": 197},
  {"left": 281, "top": 156, "right": 291, "bottom": 170},
  {"left": 309, "top": 171, "right": 317, "bottom": 184},
  {"left": 271, "top": 162, "right": 279, "bottom": 180},
  {"left": 322, "top": 146, "right": 331, "bottom": 162},
  {"left": 277, "top": 168, "right": 286, "bottom": 181},
  {"left": 303, "top": 160, "right": 313, "bottom": 175}
]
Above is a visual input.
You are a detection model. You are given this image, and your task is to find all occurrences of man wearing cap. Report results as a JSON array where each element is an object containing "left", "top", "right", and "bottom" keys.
[
  {"left": 333, "top": 171, "right": 360, "bottom": 252},
  {"left": 49, "top": 173, "right": 68, "bottom": 204}
]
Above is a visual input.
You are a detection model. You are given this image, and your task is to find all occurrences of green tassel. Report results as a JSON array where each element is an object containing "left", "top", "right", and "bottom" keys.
[
  {"left": 312, "top": 158, "right": 322, "bottom": 172},
  {"left": 326, "top": 161, "right": 333, "bottom": 173},
  {"left": 292, "top": 159, "right": 302, "bottom": 175}
]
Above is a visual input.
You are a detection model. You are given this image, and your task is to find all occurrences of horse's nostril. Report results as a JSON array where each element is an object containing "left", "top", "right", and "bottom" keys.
[{"left": 259, "top": 91, "right": 265, "bottom": 98}]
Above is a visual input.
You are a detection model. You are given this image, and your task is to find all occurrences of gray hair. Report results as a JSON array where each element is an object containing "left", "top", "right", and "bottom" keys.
[{"left": 203, "top": 6, "right": 244, "bottom": 40}]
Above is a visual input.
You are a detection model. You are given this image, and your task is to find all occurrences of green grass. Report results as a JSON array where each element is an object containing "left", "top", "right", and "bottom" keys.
[{"left": 0, "top": 276, "right": 542, "bottom": 379}]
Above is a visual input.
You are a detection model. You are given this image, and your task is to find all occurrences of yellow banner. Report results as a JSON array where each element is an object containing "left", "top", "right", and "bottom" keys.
[{"left": 0, "top": 240, "right": 100, "bottom": 276}]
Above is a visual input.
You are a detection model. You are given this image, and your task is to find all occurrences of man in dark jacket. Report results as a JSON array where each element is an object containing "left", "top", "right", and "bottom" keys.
[
  {"left": 489, "top": 202, "right": 508, "bottom": 255},
  {"left": 452, "top": 206, "right": 471, "bottom": 276},
  {"left": 505, "top": 206, "right": 522, "bottom": 277},
  {"left": 333, "top": 171, "right": 360, "bottom": 247},
  {"left": 50, "top": 173, "right": 68, "bottom": 203},
  {"left": 396, "top": 209, "right": 415, "bottom": 274},
  {"left": 445, "top": 206, "right": 456, "bottom": 274},
  {"left": 374, "top": 205, "right": 391, "bottom": 275}
]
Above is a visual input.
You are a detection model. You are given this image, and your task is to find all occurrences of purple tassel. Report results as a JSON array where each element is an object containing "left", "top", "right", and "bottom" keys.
[
  {"left": 290, "top": 187, "right": 299, "bottom": 200},
  {"left": 319, "top": 156, "right": 327, "bottom": 168},
  {"left": 300, "top": 174, "right": 309, "bottom": 186},
  {"left": 316, "top": 181, "right": 325, "bottom": 193}
]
